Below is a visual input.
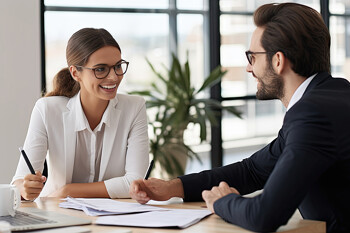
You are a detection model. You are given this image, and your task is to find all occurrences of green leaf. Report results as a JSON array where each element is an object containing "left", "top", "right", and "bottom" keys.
[
  {"left": 196, "top": 66, "right": 227, "bottom": 94},
  {"left": 146, "top": 58, "right": 168, "bottom": 84}
]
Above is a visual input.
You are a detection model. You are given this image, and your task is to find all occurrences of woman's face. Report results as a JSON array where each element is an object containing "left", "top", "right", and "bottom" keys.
[{"left": 73, "top": 45, "right": 123, "bottom": 104}]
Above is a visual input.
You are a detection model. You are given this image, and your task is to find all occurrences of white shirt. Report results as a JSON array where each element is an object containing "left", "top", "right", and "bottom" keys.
[
  {"left": 72, "top": 99, "right": 112, "bottom": 184},
  {"left": 286, "top": 73, "right": 317, "bottom": 111}
]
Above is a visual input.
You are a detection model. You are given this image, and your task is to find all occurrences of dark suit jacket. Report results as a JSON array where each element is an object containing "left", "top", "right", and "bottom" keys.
[{"left": 179, "top": 72, "right": 350, "bottom": 232}]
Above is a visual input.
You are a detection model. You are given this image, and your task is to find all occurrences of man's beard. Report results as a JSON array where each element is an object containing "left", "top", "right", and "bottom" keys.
[{"left": 255, "top": 62, "right": 284, "bottom": 100}]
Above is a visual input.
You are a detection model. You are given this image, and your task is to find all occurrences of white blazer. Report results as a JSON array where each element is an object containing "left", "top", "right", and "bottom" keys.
[{"left": 12, "top": 93, "right": 149, "bottom": 198}]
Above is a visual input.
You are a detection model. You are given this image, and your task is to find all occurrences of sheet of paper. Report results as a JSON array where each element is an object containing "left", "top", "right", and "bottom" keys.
[
  {"left": 59, "top": 197, "right": 168, "bottom": 216},
  {"left": 95, "top": 209, "right": 212, "bottom": 229},
  {"left": 147, "top": 197, "right": 183, "bottom": 205}
]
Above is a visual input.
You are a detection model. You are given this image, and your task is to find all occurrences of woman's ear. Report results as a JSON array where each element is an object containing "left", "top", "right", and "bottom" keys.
[
  {"left": 273, "top": 51, "right": 285, "bottom": 74},
  {"left": 69, "top": 65, "right": 81, "bottom": 82}
]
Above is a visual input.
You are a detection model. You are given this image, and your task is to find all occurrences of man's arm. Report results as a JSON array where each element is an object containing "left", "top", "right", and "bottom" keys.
[
  {"left": 179, "top": 133, "right": 284, "bottom": 201},
  {"left": 211, "top": 104, "right": 336, "bottom": 232},
  {"left": 130, "top": 128, "right": 285, "bottom": 204}
]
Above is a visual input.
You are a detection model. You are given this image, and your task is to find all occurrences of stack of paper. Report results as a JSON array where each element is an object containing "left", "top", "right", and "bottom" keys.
[
  {"left": 60, "top": 197, "right": 212, "bottom": 228},
  {"left": 59, "top": 197, "right": 168, "bottom": 216},
  {"left": 95, "top": 209, "right": 212, "bottom": 229}
]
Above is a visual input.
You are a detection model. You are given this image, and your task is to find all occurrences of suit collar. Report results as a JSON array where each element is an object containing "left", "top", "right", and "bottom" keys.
[
  {"left": 304, "top": 72, "right": 331, "bottom": 94},
  {"left": 66, "top": 92, "right": 119, "bottom": 132}
]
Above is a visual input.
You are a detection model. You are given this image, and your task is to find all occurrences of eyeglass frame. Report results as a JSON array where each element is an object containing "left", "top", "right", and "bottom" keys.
[
  {"left": 75, "top": 59, "right": 129, "bottom": 79},
  {"left": 245, "top": 50, "right": 275, "bottom": 65}
]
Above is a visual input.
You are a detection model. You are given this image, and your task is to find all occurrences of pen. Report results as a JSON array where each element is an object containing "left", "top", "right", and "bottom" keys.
[
  {"left": 19, "top": 147, "right": 35, "bottom": 175},
  {"left": 144, "top": 159, "right": 154, "bottom": 180}
]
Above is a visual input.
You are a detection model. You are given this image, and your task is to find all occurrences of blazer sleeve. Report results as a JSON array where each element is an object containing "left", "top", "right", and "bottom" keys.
[
  {"left": 213, "top": 103, "right": 337, "bottom": 232},
  {"left": 104, "top": 97, "right": 149, "bottom": 198},
  {"left": 11, "top": 99, "right": 48, "bottom": 183},
  {"left": 179, "top": 130, "right": 285, "bottom": 201}
]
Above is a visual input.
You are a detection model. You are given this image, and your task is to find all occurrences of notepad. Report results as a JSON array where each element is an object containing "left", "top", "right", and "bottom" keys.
[{"left": 95, "top": 209, "right": 212, "bottom": 228}]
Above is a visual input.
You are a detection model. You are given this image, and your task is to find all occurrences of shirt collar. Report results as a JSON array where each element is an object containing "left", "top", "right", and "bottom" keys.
[{"left": 286, "top": 73, "right": 317, "bottom": 111}]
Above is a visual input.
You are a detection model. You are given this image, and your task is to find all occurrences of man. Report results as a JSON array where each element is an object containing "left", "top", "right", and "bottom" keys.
[{"left": 130, "top": 3, "right": 350, "bottom": 232}]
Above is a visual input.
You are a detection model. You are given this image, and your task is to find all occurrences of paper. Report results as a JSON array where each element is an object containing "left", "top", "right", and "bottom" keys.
[
  {"left": 96, "top": 209, "right": 212, "bottom": 228},
  {"left": 147, "top": 197, "right": 183, "bottom": 205},
  {"left": 59, "top": 197, "right": 168, "bottom": 216}
]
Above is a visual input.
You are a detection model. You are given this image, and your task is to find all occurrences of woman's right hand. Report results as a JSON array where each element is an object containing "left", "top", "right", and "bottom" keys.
[{"left": 14, "top": 171, "right": 46, "bottom": 200}]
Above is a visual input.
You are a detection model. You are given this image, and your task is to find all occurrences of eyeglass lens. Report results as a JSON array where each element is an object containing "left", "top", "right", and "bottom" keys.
[
  {"left": 246, "top": 52, "right": 252, "bottom": 65},
  {"left": 94, "top": 62, "right": 128, "bottom": 79}
]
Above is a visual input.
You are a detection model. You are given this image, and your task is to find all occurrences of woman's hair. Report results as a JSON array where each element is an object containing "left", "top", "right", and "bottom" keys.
[
  {"left": 254, "top": 3, "right": 330, "bottom": 77},
  {"left": 45, "top": 28, "right": 121, "bottom": 97}
]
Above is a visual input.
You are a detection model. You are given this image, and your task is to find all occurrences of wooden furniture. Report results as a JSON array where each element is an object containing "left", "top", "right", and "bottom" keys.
[{"left": 21, "top": 197, "right": 325, "bottom": 233}]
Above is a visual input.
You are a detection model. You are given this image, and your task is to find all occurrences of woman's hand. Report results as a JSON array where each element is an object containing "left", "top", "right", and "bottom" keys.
[{"left": 14, "top": 171, "right": 46, "bottom": 201}]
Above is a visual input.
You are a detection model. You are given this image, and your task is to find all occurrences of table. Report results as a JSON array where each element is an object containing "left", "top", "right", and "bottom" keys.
[{"left": 21, "top": 197, "right": 325, "bottom": 233}]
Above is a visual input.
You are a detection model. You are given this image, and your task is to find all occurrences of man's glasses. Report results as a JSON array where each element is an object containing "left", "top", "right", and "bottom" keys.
[
  {"left": 76, "top": 59, "right": 129, "bottom": 79},
  {"left": 245, "top": 51, "right": 273, "bottom": 65}
]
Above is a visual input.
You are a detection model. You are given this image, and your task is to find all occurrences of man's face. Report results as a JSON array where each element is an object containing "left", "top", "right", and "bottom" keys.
[{"left": 246, "top": 27, "right": 284, "bottom": 100}]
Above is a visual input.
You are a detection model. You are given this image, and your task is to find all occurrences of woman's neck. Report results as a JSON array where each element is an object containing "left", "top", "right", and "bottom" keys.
[{"left": 79, "top": 93, "right": 109, "bottom": 131}]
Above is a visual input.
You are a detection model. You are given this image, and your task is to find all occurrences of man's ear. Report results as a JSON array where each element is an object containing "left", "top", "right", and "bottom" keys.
[
  {"left": 273, "top": 51, "right": 286, "bottom": 74},
  {"left": 69, "top": 65, "right": 81, "bottom": 82}
]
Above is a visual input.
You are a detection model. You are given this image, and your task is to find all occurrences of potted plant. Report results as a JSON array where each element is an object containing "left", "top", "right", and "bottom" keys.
[{"left": 130, "top": 53, "right": 241, "bottom": 178}]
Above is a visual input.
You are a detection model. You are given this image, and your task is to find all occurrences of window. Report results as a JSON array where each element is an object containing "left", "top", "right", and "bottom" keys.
[{"left": 42, "top": 0, "right": 344, "bottom": 171}]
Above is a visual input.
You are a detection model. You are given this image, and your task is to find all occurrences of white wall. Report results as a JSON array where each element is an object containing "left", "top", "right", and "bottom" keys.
[{"left": 0, "top": 0, "right": 41, "bottom": 183}]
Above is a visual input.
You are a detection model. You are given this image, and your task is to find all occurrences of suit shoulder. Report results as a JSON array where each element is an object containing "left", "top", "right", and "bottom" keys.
[{"left": 34, "top": 96, "right": 70, "bottom": 111}]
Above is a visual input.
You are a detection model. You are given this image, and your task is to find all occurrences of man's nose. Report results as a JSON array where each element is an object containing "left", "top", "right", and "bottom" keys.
[{"left": 246, "top": 63, "right": 253, "bottom": 73}]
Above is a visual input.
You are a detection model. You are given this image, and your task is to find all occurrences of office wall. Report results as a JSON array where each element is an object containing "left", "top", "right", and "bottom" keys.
[{"left": 0, "top": 0, "right": 41, "bottom": 183}]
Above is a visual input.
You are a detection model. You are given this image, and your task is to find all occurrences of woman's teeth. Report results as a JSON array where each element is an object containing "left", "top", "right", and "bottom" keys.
[{"left": 100, "top": 84, "right": 117, "bottom": 89}]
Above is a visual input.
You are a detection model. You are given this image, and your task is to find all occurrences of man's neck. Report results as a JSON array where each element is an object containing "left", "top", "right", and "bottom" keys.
[{"left": 280, "top": 73, "right": 307, "bottom": 108}]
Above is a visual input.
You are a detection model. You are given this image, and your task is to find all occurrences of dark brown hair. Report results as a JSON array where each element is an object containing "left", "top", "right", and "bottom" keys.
[
  {"left": 45, "top": 28, "right": 121, "bottom": 97},
  {"left": 254, "top": 3, "right": 330, "bottom": 77}
]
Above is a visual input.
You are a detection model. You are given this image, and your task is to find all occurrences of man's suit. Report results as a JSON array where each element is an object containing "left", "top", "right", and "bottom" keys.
[{"left": 179, "top": 72, "right": 350, "bottom": 232}]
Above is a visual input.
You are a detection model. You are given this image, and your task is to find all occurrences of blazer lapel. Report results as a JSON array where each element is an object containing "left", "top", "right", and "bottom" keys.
[
  {"left": 99, "top": 97, "right": 121, "bottom": 180},
  {"left": 62, "top": 95, "right": 78, "bottom": 184}
]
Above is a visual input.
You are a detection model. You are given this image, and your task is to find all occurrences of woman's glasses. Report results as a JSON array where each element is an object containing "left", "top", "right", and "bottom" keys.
[{"left": 76, "top": 59, "right": 129, "bottom": 79}]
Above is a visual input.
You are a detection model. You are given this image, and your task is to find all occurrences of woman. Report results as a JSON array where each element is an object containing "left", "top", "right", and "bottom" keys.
[{"left": 12, "top": 28, "right": 149, "bottom": 200}]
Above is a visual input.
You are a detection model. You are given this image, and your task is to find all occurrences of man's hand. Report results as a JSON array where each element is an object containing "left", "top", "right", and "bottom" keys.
[
  {"left": 130, "top": 178, "right": 184, "bottom": 204},
  {"left": 15, "top": 171, "right": 46, "bottom": 201},
  {"left": 202, "top": 181, "right": 240, "bottom": 213}
]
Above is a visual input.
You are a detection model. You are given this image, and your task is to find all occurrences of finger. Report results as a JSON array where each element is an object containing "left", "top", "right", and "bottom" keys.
[
  {"left": 210, "top": 186, "right": 222, "bottom": 196},
  {"left": 202, "top": 190, "right": 211, "bottom": 200},
  {"left": 24, "top": 173, "right": 44, "bottom": 182},
  {"left": 23, "top": 179, "right": 45, "bottom": 189},
  {"left": 230, "top": 187, "right": 240, "bottom": 195},
  {"left": 23, "top": 187, "right": 42, "bottom": 195},
  {"left": 219, "top": 181, "right": 230, "bottom": 189},
  {"left": 35, "top": 171, "right": 42, "bottom": 176}
]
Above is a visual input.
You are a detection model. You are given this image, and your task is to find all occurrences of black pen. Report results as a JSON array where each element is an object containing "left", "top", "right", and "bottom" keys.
[
  {"left": 19, "top": 147, "right": 35, "bottom": 175},
  {"left": 144, "top": 159, "right": 154, "bottom": 180}
]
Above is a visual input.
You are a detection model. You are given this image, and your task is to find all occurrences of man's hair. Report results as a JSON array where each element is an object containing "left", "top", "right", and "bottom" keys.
[{"left": 254, "top": 3, "right": 330, "bottom": 77}]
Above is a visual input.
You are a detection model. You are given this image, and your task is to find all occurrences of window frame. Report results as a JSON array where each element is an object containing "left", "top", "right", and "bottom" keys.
[{"left": 40, "top": 0, "right": 338, "bottom": 169}]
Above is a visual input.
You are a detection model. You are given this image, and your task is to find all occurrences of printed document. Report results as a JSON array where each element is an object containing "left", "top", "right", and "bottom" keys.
[
  {"left": 59, "top": 197, "right": 168, "bottom": 216},
  {"left": 96, "top": 209, "right": 212, "bottom": 228}
]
